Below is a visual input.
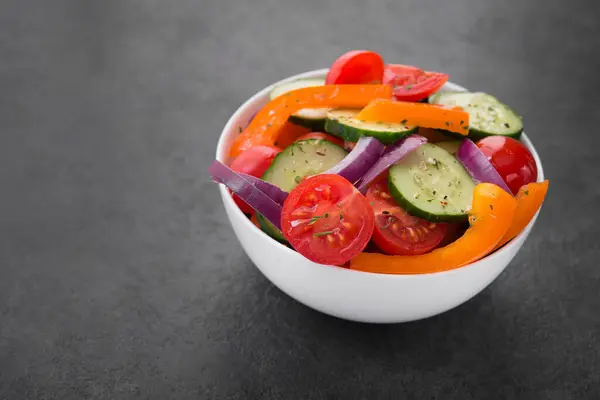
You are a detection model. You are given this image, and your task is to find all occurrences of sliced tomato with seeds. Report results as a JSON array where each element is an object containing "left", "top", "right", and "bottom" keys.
[
  {"left": 383, "top": 64, "right": 449, "bottom": 102},
  {"left": 366, "top": 175, "right": 447, "bottom": 255},
  {"left": 281, "top": 174, "right": 374, "bottom": 265}
]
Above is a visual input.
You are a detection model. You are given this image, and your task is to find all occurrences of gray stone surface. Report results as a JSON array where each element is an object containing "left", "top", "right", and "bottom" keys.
[{"left": 1, "top": 0, "right": 599, "bottom": 398}]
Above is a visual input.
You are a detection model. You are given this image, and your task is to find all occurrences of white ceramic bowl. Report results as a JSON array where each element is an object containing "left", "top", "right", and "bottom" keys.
[{"left": 216, "top": 69, "right": 544, "bottom": 323}]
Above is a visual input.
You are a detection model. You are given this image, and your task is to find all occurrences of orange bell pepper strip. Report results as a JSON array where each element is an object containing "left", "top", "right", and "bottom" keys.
[
  {"left": 349, "top": 183, "right": 517, "bottom": 274},
  {"left": 494, "top": 180, "right": 549, "bottom": 250},
  {"left": 356, "top": 98, "right": 470, "bottom": 136},
  {"left": 229, "top": 85, "right": 392, "bottom": 158},
  {"left": 272, "top": 122, "right": 311, "bottom": 149}
]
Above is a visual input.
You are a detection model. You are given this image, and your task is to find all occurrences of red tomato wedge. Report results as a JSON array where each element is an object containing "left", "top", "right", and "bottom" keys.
[
  {"left": 476, "top": 136, "right": 537, "bottom": 195},
  {"left": 366, "top": 176, "right": 447, "bottom": 255},
  {"left": 325, "top": 50, "right": 385, "bottom": 85},
  {"left": 383, "top": 64, "right": 449, "bottom": 102},
  {"left": 295, "top": 132, "right": 345, "bottom": 148},
  {"left": 229, "top": 145, "right": 282, "bottom": 213},
  {"left": 281, "top": 174, "right": 375, "bottom": 265}
]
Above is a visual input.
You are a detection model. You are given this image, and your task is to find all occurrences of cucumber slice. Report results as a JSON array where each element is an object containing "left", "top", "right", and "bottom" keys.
[
  {"left": 269, "top": 78, "right": 326, "bottom": 100},
  {"left": 430, "top": 92, "right": 523, "bottom": 140},
  {"left": 256, "top": 213, "right": 287, "bottom": 243},
  {"left": 388, "top": 143, "right": 476, "bottom": 222},
  {"left": 325, "top": 109, "right": 418, "bottom": 145},
  {"left": 436, "top": 140, "right": 462, "bottom": 155},
  {"left": 258, "top": 139, "right": 348, "bottom": 241},
  {"left": 270, "top": 78, "right": 329, "bottom": 131},
  {"left": 427, "top": 90, "right": 462, "bottom": 104},
  {"left": 288, "top": 108, "right": 330, "bottom": 131}
]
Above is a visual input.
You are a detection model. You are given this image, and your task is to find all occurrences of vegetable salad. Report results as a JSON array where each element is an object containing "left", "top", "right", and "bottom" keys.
[{"left": 209, "top": 50, "right": 549, "bottom": 273}]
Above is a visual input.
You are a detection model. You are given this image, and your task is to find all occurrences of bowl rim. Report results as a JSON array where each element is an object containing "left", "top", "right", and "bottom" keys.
[{"left": 215, "top": 68, "right": 545, "bottom": 279}]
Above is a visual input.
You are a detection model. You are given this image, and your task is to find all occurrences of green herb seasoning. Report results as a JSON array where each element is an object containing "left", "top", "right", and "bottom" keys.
[
  {"left": 308, "top": 215, "right": 321, "bottom": 226},
  {"left": 313, "top": 230, "right": 335, "bottom": 237}
]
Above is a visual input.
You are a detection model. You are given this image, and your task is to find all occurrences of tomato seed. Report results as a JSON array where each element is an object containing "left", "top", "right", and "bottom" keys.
[{"left": 409, "top": 229, "right": 418, "bottom": 241}]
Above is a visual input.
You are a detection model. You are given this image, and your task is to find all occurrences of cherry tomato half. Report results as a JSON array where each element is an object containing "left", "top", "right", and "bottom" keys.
[
  {"left": 281, "top": 174, "right": 374, "bottom": 265},
  {"left": 383, "top": 64, "right": 449, "bottom": 102},
  {"left": 366, "top": 176, "right": 447, "bottom": 255},
  {"left": 295, "top": 132, "right": 345, "bottom": 148},
  {"left": 325, "top": 50, "right": 385, "bottom": 85},
  {"left": 230, "top": 145, "right": 282, "bottom": 213},
  {"left": 476, "top": 136, "right": 537, "bottom": 195}
]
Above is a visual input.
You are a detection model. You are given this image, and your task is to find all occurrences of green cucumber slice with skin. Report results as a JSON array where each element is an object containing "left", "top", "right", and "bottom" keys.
[
  {"left": 388, "top": 143, "right": 476, "bottom": 222},
  {"left": 324, "top": 109, "right": 418, "bottom": 145},
  {"left": 288, "top": 108, "right": 330, "bottom": 131},
  {"left": 256, "top": 213, "right": 288, "bottom": 243},
  {"left": 270, "top": 78, "right": 330, "bottom": 131},
  {"left": 429, "top": 92, "right": 523, "bottom": 140},
  {"left": 257, "top": 139, "right": 348, "bottom": 241},
  {"left": 427, "top": 90, "right": 462, "bottom": 104},
  {"left": 269, "top": 78, "right": 326, "bottom": 100}
]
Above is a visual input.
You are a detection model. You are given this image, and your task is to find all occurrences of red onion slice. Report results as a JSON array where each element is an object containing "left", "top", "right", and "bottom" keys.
[
  {"left": 356, "top": 135, "right": 427, "bottom": 193},
  {"left": 209, "top": 160, "right": 284, "bottom": 229},
  {"left": 324, "top": 136, "right": 385, "bottom": 184},
  {"left": 236, "top": 172, "right": 288, "bottom": 206},
  {"left": 455, "top": 139, "right": 512, "bottom": 194}
]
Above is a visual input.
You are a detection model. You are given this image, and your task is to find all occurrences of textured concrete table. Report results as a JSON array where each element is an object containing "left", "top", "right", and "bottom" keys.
[{"left": 1, "top": 0, "right": 599, "bottom": 398}]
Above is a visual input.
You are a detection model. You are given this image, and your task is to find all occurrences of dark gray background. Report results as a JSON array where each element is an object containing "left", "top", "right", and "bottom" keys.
[{"left": 1, "top": 0, "right": 599, "bottom": 398}]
